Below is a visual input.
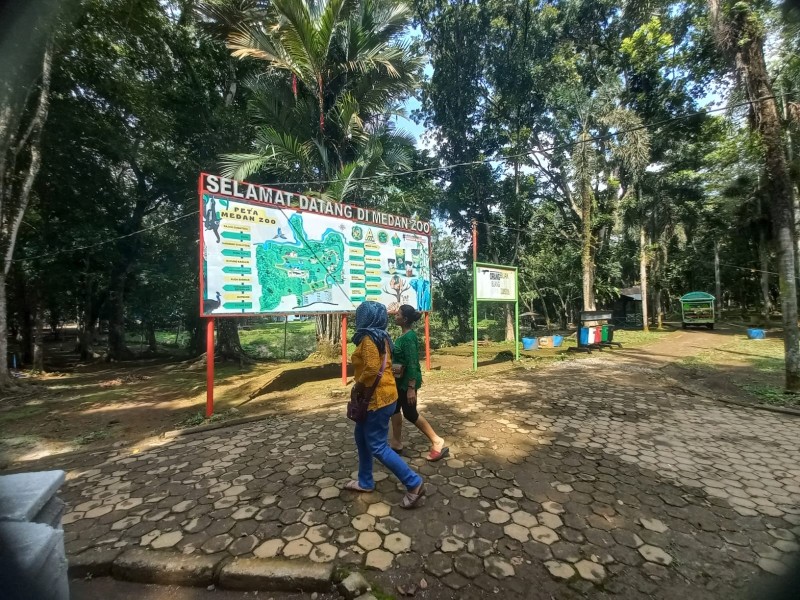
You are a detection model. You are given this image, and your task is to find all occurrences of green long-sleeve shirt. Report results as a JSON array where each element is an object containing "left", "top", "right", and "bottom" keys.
[{"left": 394, "top": 330, "right": 423, "bottom": 391}]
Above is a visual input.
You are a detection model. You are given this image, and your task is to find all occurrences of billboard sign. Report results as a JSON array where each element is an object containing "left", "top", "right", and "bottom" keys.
[
  {"left": 475, "top": 264, "right": 518, "bottom": 302},
  {"left": 199, "top": 173, "right": 432, "bottom": 316}
]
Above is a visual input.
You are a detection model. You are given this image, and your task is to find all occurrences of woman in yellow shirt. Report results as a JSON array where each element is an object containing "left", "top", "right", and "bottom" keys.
[{"left": 345, "top": 302, "right": 425, "bottom": 509}]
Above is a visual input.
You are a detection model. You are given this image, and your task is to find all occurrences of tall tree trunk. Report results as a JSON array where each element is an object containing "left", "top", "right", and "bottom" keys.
[
  {"left": 654, "top": 287, "right": 663, "bottom": 330},
  {"left": 759, "top": 227, "right": 772, "bottom": 323},
  {"left": 0, "top": 273, "right": 9, "bottom": 383},
  {"left": 456, "top": 311, "right": 468, "bottom": 344},
  {"left": 78, "top": 273, "right": 95, "bottom": 359},
  {"left": 146, "top": 322, "right": 157, "bottom": 353},
  {"left": 216, "top": 318, "right": 253, "bottom": 365},
  {"left": 531, "top": 279, "right": 552, "bottom": 329},
  {"left": 0, "top": 41, "right": 52, "bottom": 387},
  {"left": 32, "top": 307, "right": 44, "bottom": 373},
  {"left": 316, "top": 314, "right": 342, "bottom": 357},
  {"left": 188, "top": 319, "right": 205, "bottom": 357},
  {"left": 558, "top": 299, "right": 568, "bottom": 330},
  {"left": 106, "top": 271, "right": 134, "bottom": 361},
  {"left": 709, "top": 0, "right": 800, "bottom": 391},
  {"left": 21, "top": 297, "right": 33, "bottom": 365},
  {"left": 639, "top": 222, "right": 649, "bottom": 333},
  {"left": 714, "top": 240, "right": 722, "bottom": 318},
  {"left": 581, "top": 186, "right": 596, "bottom": 311},
  {"left": 504, "top": 305, "right": 515, "bottom": 342}
]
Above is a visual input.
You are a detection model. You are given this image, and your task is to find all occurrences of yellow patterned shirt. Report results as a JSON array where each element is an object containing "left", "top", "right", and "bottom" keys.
[{"left": 352, "top": 337, "right": 397, "bottom": 411}]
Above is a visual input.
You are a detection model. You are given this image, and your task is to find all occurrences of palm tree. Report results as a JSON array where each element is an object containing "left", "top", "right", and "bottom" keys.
[
  {"left": 568, "top": 86, "right": 651, "bottom": 315},
  {"left": 604, "top": 108, "right": 652, "bottom": 330},
  {"left": 220, "top": 0, "right": 421, "bottom": 203}
]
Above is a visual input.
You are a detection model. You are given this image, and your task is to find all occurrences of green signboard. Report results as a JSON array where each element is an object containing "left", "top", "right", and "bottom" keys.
[{"left": 473, "top": 263, "right": 519, "bottom": 370}]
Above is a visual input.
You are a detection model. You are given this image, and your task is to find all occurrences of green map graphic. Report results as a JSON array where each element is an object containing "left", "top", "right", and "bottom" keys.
[{"left": 256, "top": 213, "right": 345, "bottom": 310}]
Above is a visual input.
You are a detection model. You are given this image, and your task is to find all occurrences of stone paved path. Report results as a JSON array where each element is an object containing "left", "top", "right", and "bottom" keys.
[{"left": 49, "top": 357, "right": 800, "bottom": 599}]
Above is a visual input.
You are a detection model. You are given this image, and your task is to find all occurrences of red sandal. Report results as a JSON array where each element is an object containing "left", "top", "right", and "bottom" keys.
[{"left": 426, "top": 447, "right": 449, "bottom": 462}]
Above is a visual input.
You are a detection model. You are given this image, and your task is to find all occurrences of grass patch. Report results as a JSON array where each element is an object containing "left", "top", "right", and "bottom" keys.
[
  {"left": 332, "top": 566, "right": 352, "bottom": 583},
  {"left": 0, "top": 405, "right": 47, "bottom": 424},
  {"left": 175, "top": 408, "right": 241, "bottom": 429},
  {"left": 240, "top": 321, "right": 317, "bottom": 360},
  {"left": 678, "top": 354, "right": 712, "bottom": 369},
  {"left": 738, "top": 384, "right": 800, "bottom": 407},
  {"left": 0, "top": 435, "right": 40, "bottom": 449},
  {"left": 368, "top": 583, "right": 396, "bottom": 600},
  {"left": 612, "top": 329, "right": 673, "bottom": 347},
  {"left": 73, "top": 429, "right": 110, "bottom": 446},
  {"left": 680, "top": 336, "right": 785, "bottom": 375}
]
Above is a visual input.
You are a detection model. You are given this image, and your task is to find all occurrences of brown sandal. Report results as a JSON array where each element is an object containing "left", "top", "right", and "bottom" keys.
[{"left": 401, "top": 483, "right": 426, "bottom": 509}]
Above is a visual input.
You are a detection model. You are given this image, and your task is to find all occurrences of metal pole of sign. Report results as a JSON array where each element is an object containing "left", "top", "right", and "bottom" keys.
[
  {"left": 515, "top": 273, "right": 520, "bottom": 362},
  {"left": 424, "top": 312, "right": 432, "bottom": 371},
  {"left": 341, "top": 314, "right": 348, "bottom": 386},
  {"left": 284, "top": 316, "right": 288, "bottom": 359},
  {"left": 205, "top": 318, "right": 215, "bottom": 418},
  {"left": 472, "top": 220, "right": 478, "bottom": 372}
]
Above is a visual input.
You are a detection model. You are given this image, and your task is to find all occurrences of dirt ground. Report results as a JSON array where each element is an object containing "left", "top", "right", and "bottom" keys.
[
  {"left": 0, "top": 331, "right": 527, "bottom": 468},
  {"left": 0, "top": 323, "right": 784, "bottom": 469}
]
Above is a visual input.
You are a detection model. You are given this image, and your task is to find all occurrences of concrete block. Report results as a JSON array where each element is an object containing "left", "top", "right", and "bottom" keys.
[
  {"left": 0, "top": 521, "right": 66, "bottom": 600},
  {"left": 338, "top": 572, "right": 370, "bottom": 599},
  {"left": 40, "top": 542, "right": 69, "bottom": 600},
  {"left": 0, "top": 521, "right": 62, "bottom": 573},
  {"left": 34, "top": 496, "right": 66, "bottom": 529},
  {"left": 112, "top": 548, "right": 219, "bottom": 586},
  {"left": 68, "top": 547, "right": 123, "bottom": 578},
  {"left": 0, "top": 470, "right": 65, "bottom": 522},
  {"left": 219, "top": 557, "right": 333, "bottom": 592}
]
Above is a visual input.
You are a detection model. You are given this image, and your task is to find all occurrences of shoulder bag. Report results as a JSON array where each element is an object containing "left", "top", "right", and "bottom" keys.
[{"left": 347, "top": 350, "right": 388, "bottom": 423}]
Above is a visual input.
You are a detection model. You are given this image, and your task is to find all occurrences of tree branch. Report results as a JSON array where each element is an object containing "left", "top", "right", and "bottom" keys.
[{"left": 3, "top": 41, "right": 53, "bottom": 275}]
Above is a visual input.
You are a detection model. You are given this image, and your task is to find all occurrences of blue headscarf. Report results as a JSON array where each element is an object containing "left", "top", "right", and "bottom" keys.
[{"left": 352, "top": 301, "right": 393, "bottom": 355}]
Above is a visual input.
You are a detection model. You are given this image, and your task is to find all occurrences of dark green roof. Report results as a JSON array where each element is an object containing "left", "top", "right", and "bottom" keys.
[{"left": 680, "top": 291, "right": 715, "bottom": 301}]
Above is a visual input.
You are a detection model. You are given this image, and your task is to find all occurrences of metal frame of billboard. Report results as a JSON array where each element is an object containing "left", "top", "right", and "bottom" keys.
[{"left": 197, "top": 173, "right": 434, "bottom": 415}]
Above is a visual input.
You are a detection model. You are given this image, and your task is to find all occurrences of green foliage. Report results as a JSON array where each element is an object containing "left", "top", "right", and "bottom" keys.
[
  {"left": 620, "top": 17, "right": 675, "bottom": 73},
  {"left": 216, "top": 0, "right": 423, "bottom": 204}
]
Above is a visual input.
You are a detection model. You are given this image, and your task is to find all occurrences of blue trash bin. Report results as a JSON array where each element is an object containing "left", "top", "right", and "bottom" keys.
[
  {"left": 552, "top": 335, "right": 563, "bottom": 347},
  {"left": 579, "top": 327, "right": 590, "bottom": 346},
  {"left": 522, "top": 337, "right": 537, "bottom": 351}
]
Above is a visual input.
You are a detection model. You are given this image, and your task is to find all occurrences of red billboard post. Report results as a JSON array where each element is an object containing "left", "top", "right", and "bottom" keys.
[{"left": 206, "top": 319, "right": 214, "bottom": 417}]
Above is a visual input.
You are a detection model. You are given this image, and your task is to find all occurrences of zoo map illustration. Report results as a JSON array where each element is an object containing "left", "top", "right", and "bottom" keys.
[{"left": 201, "top": 195, "right": 431, "bottom": 315}]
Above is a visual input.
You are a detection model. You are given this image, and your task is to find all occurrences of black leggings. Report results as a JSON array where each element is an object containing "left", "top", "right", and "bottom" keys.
[{"left": 393, "top": 387, "right": 419, "bottom": 424}]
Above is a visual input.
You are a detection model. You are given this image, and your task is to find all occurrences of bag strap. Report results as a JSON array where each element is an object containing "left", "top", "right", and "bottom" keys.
[{"left": 363, "top": 345, "right": 389, "bottom": 401}]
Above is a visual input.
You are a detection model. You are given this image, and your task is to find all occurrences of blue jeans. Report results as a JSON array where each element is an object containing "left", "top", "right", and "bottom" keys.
[{"left": 354, "top": 402, "right": 422, "bottom": 491}]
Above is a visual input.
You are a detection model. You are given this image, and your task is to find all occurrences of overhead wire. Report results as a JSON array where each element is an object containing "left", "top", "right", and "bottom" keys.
[
  {"left": 10, "top": 93, "right": 788, "bottom": 264},
  {"left": 12, "top": 210, "right": 199, "bottom": 263}
]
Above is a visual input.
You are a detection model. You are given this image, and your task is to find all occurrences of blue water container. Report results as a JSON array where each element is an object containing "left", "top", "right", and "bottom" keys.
[
  {"left": 747, "top": 328, "right": 766, "bottom": 340},
  {"left": 552, "top": 335, "right": 564, "bottom": 347},
  {"left": 522, "top": 337, "right": 537, "bottom": 350},
  {"left": 579, "top": 328, "right": 589, "bottom": 346}
]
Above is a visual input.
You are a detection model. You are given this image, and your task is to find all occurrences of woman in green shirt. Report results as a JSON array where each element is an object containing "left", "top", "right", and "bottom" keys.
[{"left": 390, "top": 305, "right": 449, "bottom": 461}]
